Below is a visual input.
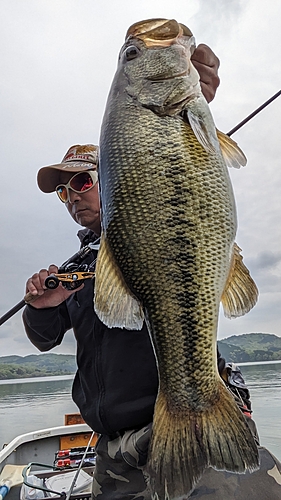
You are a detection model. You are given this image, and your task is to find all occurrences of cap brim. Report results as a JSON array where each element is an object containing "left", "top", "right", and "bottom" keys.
[{"left": 37, "top": 162, "right": 96, "bottom": 193}]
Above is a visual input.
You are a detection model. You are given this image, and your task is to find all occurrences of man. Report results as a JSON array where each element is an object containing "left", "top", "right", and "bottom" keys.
[{"left": 23, "top": 45, "right": 280, "bottom": 500}]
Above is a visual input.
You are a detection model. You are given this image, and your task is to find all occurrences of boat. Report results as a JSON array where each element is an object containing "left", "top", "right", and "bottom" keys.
[
  {"left": 0, "top": 414, "right": 98, "bottom": 500},
  {"left": 2, "top": 412, "right": 281, "bottom": 500}
]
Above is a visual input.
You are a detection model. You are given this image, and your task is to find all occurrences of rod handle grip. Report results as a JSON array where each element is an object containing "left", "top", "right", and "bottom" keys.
[{"left": 24, "top": 291, "right": 38, "bottom": 304}]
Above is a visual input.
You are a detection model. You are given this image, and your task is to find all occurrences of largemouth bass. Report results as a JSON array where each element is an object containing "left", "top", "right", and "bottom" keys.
[{"left": 95, "top": 18, "right": 259, "bottom": 499}]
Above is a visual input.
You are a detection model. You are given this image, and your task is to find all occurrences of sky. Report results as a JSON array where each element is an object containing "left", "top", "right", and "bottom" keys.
[{"left": 0, "top": 0, "right": 280, "bottom": 356}]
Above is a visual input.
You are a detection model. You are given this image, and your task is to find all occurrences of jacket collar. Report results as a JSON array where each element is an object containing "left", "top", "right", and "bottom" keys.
[{"left": 77, "top": 228, "right": 99, "bottom": 247}]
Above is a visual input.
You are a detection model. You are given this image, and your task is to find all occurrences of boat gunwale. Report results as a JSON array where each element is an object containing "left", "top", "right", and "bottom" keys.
[{"left": 0, "top": 423, "right": 92, "bottom": 465}]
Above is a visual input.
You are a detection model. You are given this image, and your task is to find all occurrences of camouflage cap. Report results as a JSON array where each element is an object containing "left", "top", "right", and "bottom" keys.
[{"left": 37, "top": 144, "right": 98, "bottom": 193}]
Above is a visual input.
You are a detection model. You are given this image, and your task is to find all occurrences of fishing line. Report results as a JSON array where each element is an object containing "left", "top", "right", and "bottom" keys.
[
  {"left": 227, "top": 89, "right": 281, "bottom": 136},
  {"left": 65, "top": 430, "right": 96, "bottom": 500}
]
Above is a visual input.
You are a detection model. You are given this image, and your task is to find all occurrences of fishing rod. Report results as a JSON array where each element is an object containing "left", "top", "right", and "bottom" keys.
[
  {"left": 227, "top": 89, "right": 281, "bottom": 136},
  {"left": 0, "top": 241, "right": 100, "bottom": 327}
]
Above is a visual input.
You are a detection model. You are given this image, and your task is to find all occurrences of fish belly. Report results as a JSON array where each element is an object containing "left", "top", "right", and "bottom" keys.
[{"left": 100, "top": 100, "right": 235, "bottom": 386}]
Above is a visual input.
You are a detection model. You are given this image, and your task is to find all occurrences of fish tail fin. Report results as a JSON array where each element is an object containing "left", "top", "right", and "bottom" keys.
[{"left": 147, "top": 384, "right": 259, "bottom": 499}]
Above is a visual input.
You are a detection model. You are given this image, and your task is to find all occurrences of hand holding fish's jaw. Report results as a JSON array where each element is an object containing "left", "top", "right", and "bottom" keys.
[
  {"left": 121, "top": 34, "right": 222, "bottom": 151},
  {"left": 121, "top": 18, "right": 220, "bottom": 106},
  {"left": 117, "top": 19, "right": 220, "bottom": 116}
]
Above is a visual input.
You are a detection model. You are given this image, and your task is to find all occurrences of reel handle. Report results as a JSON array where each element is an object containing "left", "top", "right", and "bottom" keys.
[{"left": 45, "top": 275, "right": 60, "bottom": 289}]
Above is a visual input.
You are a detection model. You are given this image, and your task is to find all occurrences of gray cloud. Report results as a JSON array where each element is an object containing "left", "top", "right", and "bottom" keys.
[
  {"left": 250, "top": 251, "right": 281, "bottom": 271},
  {"left": 190, "top": 0, "right": 245, "bottom": 46}
]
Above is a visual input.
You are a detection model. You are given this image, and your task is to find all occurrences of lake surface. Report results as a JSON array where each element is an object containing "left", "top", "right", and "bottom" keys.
[
  {"left": 0, "top": 375, "right": 77, "bottom": 447},
  {"left": 239, "top": 361, "right": 281, "bottom": 460},
  {"left": 0, "top": 362, "right": 281, "bottom": 460}
]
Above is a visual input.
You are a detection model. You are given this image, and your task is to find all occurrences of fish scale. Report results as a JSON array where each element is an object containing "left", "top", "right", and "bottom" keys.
[
  {"left": 101, "top": 108, "right": 233, "bottom": 403},
  {"left": 95, "top": 18, "right": 259, "bottom": 499}
]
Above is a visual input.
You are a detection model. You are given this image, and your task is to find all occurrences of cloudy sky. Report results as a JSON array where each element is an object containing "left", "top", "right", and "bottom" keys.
[{"left": 0, "top": 0, "right": 280, "bottom": 357}]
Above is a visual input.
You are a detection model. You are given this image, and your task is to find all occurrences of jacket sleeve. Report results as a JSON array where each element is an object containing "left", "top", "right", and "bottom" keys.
[
  {"left": 217, "top": 346, "right": 226, "bottom": 375},
  {"left": 22, "top": 302, "right": 72, "bottom": 352}
]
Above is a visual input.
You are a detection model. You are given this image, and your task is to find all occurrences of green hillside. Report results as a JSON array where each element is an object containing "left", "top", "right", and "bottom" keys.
[
  {"left": 0, "top": 333, "right": 280, "bottom": 379},
  {"left": 0, "top": 353, "right": 76, "bottom": 380},
  {"left": 218, "top": 333, "right": 281, "bottom": 362}
]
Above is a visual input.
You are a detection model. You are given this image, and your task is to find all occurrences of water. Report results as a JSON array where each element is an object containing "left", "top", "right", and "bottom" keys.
[
  {"left": 239, "top": 361, "right": 281, "bottom": 460},
  {"left": 0, "top": 363, "right": 281, "bottom": 461},
  {"left": 0, "top": 375, "right": 77, "bottom": 447}
]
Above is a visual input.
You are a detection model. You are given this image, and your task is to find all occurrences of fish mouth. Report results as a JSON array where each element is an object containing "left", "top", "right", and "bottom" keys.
[{"left": 126, "top": 18, "right": 193, "bottom": 47}]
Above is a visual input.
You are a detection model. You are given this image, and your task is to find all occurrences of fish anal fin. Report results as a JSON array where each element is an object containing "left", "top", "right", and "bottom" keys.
[
  {"left": 147, "top": 382, "right": 259, "bottom": 499},
  {"left": 94, "top": 233, "right": 144, "bottom": 330},
  {"left": 221, "top": 242, "right": 259, "bottom": 318},
  {"left": 217, "top": 130, "right": 247, "bottom": 169}
]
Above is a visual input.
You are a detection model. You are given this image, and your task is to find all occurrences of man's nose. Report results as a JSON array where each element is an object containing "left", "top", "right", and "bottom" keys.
[{"left": 68, "top": 188, "right": 81, "bottom": 203}]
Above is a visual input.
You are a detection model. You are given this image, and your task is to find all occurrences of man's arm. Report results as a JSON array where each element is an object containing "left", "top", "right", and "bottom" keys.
[{"left": 23, "top": 302, "right": 71, "bottom": 351}]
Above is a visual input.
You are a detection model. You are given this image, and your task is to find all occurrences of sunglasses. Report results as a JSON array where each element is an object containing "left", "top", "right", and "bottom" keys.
[{"left": 56, "top": 171, "right": 98, "bottom": 203}]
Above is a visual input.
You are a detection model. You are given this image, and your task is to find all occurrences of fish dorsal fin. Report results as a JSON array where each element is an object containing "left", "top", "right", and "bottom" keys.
[
  {"left": 216, "top": 130, "right": 247, "bottom": 169},
  {"left": 187, "top": 100, "right": 220, "bottom": 155},
  {"left": 94, "top": 233, "right": 144, "bottom": 330},
  {"left": 221, "top": 243, "right": 258, "bottom": 318}
]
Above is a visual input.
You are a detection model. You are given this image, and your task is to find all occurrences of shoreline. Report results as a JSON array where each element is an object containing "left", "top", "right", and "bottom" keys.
[
  {"left": 0, "top": 374, "right": 74, "bottom": 385},
  {"left": 1, "top": 360, "right": 281, "bottom": 383}
]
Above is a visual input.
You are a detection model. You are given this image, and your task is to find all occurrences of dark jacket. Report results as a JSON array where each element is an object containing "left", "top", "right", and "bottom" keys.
[{"left": 23, "top": 229, "right": 228, "bottom": 436}]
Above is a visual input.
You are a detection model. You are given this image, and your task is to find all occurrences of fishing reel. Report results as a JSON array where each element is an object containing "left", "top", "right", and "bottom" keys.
[
  {"left": 44, "top": 241, "right": 99, "bottom": 291},
  {"left": 45, "top": 267, "right": 94, "bottom": 291}
]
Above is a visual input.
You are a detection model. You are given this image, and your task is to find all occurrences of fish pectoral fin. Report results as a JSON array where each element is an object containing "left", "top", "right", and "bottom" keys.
[
  {"left": 94, "top": 234, "right": 144, "bottom": 330},
  {"left": 185, "top": 95, "right": 220, "bottom": 154},
  {"left": 221, "top": 242, "right": 258, "bottom": 318},
  {"left": 216, "top": 130, "right": 247, "bottom": 169},
  {"left": 187, "top": 106, "right": 220, "bottom": 155}
]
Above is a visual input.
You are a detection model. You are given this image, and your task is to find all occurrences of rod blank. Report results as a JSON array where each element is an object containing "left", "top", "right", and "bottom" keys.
[{"left": 227, "top": 90, "right": 281, "bottom": 136}]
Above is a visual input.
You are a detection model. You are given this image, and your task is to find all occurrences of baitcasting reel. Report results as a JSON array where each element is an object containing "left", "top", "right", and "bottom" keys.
[{"left": 45, "top": 241, "right": 99, "bottom": 291}]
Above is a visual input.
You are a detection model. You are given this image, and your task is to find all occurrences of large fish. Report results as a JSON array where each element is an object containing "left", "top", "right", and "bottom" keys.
[{"left": 94, "top": 18, "right": 259, "bottom": 499}]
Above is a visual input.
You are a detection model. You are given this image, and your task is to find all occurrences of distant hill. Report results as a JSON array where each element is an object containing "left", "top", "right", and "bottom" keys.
[
  {"left": 218, "top": 333, "right": 281, "bottom": 363},
  {"left": 0, "top": 353, "right": 76, "bottom": 380},
  {"left": 1, "top": 333, "right": 280, "bottom": 379}
]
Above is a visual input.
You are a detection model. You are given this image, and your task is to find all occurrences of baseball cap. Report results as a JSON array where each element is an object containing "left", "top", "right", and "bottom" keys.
[{"left": 37, "top": 144, "right": 98, "bottom": 193}]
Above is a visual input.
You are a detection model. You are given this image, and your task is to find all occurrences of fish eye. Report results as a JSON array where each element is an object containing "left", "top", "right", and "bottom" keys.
[{"left": 124, "top": 45, "right": 140, "bottom": 61}]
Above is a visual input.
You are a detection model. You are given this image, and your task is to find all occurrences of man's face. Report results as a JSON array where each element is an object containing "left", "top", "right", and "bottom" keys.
[{"left": 59, "top": 170, "right": 101, "bottom": 235}]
